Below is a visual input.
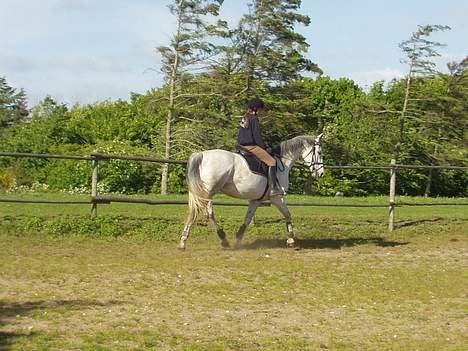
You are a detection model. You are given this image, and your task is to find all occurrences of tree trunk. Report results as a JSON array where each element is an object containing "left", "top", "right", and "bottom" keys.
[
  {"left": 160, "top": 12, "right": 182, "bottom": 195},
  {"left": 395, "top": 61, "right": 413, "bottom": 162},
  {"left": 160, "top": 61, "right": 179, "bottom": 195},
  {"left": 424, "top": 129, "right": 441, "bottom": 197},
  {"left": 304, "top": 173, "right": 313, "bottom": 195},
  {"left": 246, "top": 0, "right": 265, "bottom": 94},
  {"left": 424, "top": 167, "right": 433, "bottom": 197}
]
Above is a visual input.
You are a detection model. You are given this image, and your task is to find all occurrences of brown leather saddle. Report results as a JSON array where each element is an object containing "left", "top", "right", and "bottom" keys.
[{"left": 236, "top": 145, "right": 280, "bottom": 177}]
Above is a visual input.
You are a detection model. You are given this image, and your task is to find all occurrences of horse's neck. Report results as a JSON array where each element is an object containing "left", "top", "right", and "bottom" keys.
[
  {"left": 280, "top": 150, "right": 300, "bottom": 169},
  {"left": 279, "top": 138, "right": 304, "bottom": 168},
  {"left": 277, "top": 154, "right": 295, "bottom": 176},
  {"left": 280, "top": 156, "right": 295, "bottom": 169}
]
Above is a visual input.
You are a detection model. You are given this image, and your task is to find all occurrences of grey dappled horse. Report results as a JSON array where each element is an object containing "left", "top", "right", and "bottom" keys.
[{"left": 179, "top": 134, "right": 324, "bottom": 250}]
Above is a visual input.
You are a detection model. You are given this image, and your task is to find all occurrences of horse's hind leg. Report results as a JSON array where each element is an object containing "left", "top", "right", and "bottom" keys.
[
  {"left": 179, "top": 221, "right": 193, "bottom": 250},
  {"left": 270, "top": 196, "right": 296, "bottom": 248},
  {"left": 207, "top": 200, "right": 230, "bottom": 249},
  {"left": 234, "top": 200, "right": 261, "bottom": 249}
]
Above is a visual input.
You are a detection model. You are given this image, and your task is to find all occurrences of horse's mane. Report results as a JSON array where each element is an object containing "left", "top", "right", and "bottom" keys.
[{"left": 280, "top": 135, "right": 316, "bottom": 157}]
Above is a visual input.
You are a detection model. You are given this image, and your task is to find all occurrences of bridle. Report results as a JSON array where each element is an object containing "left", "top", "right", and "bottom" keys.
[
  {"left": 302, "top": 142, "right": 324, "bottom": 171},
  {"left": 276, "top": 141, "right": 323, "bottom": 171}
]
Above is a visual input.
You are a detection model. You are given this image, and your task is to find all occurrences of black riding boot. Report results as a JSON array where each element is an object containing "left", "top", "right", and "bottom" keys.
[{"left": 268, "top": 166, "right": 284, "bottom": 196}]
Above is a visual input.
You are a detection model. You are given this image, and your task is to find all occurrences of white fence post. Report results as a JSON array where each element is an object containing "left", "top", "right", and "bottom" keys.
[{"left": 388, "top": 159, "right": 397, "bottom": 232}]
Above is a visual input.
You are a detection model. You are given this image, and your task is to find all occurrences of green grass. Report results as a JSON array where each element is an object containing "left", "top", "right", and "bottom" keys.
[{"left": 0, "top": 193, "right": 467, "bottom": 350}]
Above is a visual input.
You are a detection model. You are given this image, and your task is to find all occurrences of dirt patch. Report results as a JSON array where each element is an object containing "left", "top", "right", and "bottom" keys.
[{"left": 1, "top": 235, "right": 467, "bottom": 350}]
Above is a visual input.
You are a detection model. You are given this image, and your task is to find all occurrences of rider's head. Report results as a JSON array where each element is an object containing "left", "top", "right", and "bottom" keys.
[{"left": 247, "top": 98, "right": 265, "bottom": 114}]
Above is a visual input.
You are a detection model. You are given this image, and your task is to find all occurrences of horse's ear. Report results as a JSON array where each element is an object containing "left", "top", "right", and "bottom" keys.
[{"left": 316, "top": 133, "right": 323, "bottom": 142}]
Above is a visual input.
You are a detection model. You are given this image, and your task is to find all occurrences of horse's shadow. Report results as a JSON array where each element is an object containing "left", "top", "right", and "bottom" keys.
[
  {"left": 242, "top": 237, "right": 409, "bottom": 250},
  {"left": 0, "top": 299, "right": 124, "bottom": 350}
]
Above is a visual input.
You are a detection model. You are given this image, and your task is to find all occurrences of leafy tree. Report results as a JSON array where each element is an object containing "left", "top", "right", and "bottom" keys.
[
  {"left": 417, "top": 57, "right": 468, "bottom": 195},
  {"left": 396, "top": 24, "right": 451, "bottom": 161}
]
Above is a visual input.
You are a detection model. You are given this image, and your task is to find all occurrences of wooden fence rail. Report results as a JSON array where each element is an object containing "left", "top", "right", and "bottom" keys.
[{"left": 1, "top": 151, "right": 467, "bottom": 231}]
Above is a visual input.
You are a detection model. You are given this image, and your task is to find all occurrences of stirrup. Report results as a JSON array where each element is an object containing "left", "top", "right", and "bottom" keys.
[{"left": 270, "top": 188, "right": 284, "bottom": 196}]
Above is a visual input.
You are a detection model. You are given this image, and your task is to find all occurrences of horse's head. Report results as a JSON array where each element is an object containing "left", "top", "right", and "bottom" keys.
[{"left": 303, "top": 133, "right": 324, "bottom": 177}]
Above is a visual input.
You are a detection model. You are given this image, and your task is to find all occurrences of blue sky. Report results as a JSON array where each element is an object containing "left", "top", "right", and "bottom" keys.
[{"left": 1, "top": 0, "right": 467, "bottom": 106}]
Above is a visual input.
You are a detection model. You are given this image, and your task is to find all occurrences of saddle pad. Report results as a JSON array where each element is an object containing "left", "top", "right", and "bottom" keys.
[{"left": 237, "top": 151, "right": 268, "bottom": 177}]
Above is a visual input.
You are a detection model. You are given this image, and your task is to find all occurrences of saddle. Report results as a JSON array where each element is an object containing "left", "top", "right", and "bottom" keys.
[{"left": 236, "top": 145, "right": 281, "bottom": 177}]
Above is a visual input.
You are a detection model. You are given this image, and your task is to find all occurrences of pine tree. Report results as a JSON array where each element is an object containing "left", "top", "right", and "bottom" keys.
[
  {"left": 0, "top": 76, "right": 28, "bottom": 128},
  {"left": 156, "top": 0, "right": 223, "bottom": 194},
  {"left": 229, "top": 0, "right": 320, "bottom": 95}
]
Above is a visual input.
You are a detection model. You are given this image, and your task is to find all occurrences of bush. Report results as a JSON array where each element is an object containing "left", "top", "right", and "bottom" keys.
[
  {"left": 43, "top": 159, "right": 92, "bottom": 192},
  {"left": 28, "top": 142, "right": 162, "bottom": 194},
  {"left": 0, "top": 168, "right": 17, "bottom": 191}
]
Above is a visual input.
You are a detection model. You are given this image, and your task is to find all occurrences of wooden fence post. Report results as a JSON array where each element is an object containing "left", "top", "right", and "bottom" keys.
[
  {"left": 91, "top": 154, "right": 99, "bottom": 218},
  {"left": 388, "top": 159, "right": 397, "bottom": 232}
]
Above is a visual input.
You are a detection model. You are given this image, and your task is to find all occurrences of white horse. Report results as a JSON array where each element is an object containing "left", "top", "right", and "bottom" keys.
[{"left": 179, "top": 134, "right": 324, "bottom": 250}]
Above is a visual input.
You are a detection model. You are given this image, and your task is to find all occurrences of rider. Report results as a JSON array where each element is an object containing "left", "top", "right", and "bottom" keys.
[{"left": 237, "top": 98, "right": 284, "bottom": 196}]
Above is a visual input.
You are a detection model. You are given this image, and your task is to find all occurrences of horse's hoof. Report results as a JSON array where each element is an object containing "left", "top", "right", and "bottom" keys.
[
  {"left": 286, "top": 239, "right": 295, "bottom": 249},
  {"left": 221, "top": 240, "right": 231, "bottom": 249}
]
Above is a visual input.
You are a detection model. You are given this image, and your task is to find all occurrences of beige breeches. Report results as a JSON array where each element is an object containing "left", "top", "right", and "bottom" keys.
[{"left": 242, "top": 145, "right": 276, "bottom": 167}]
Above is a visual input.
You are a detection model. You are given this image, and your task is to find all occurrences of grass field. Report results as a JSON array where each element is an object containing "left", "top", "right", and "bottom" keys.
[{"left": 1, "top": 193, "right": 467, "bottom": 350}]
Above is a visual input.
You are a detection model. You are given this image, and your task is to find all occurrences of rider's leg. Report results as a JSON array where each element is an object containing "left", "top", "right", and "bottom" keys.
[
  {"left": 268, "top": 164, "right": 284, "bottom": 196},
  {"left": 242, "top": 146, "right": 283, "bottom": 196}
]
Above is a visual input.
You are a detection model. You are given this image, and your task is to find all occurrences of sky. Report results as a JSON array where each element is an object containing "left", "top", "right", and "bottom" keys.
[{"left": 1, "top": 0, "right": 467, "bottom": 107}]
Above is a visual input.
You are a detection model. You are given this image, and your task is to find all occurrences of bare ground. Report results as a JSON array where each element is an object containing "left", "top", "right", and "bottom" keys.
[{"left": 1, "top": 228, "right": 467, "bottom": 351}]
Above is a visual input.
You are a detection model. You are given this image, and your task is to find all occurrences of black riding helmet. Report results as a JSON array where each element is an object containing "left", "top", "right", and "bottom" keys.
[{"left": 247, "top": 98, "right": 265, "bottom": 110}]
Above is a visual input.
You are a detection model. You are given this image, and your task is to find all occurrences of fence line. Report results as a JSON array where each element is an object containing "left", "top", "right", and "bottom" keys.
[
  {"left": 2, "top": 196, "right": 463, "bottom": 207},
  {"left": 0, "top": 151, "right": 93, "bottom": 161},
  {"left": 1, "top": 151, "right": 467, "bottom": 231},
  {"left": 93, "top": 195, "right": 393, "bottom": 207},
  {"left": 0, "top": 198, "right": 90, "bottom": 204},
  {"left": 90, "top": 152, "right": 188, "bottom": 165},
  {"left": 2, "top": 151, "right": 467, "bottom": 170}
]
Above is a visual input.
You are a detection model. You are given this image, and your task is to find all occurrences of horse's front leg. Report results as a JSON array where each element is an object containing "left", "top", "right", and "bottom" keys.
[
  {"left": 234, "top": 200, "right": 261, "bottom": 249},
  {"left": 270, "top": 196, "right": 295, "bottom": 248}
]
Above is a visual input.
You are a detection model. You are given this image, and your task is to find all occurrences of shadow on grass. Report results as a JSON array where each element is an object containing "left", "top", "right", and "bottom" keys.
[
  {"left": 0, "top": 331, "right": 43, "bottom": 351},
  {"left": 395, "top": 217, "right": 445, "bottom": 229},
  {"left": 0, "top": 299, "right": 124, "bottom": 350},
  {"left": 242, "top": 237, "right": 409, "bottom": 250}
]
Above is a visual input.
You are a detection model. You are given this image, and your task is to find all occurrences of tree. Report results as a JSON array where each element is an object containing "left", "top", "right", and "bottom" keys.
[
  {"left": 396, "top": 24, "right": 451, "bottom": 161},
  {"left": 230, "top": 0, "right": 320, "bottom": 95},
  {"left": 0, "top": 76, "right": 28, "bottom": 128},
  {"left": 418, "top": 57, "right": 468, "bottom": 196},
  {"left": 156, "top": 0, "right": 223, "bottom": 195}
]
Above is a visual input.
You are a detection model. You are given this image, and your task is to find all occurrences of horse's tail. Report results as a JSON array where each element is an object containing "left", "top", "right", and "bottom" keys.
[{"left": 185, "top": 152, "right": 209, "bottom": 224}]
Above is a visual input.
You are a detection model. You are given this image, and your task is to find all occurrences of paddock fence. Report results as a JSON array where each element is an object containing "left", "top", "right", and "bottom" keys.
[{"left": 1, "top": 151, "right": 467, "bottom": 232}]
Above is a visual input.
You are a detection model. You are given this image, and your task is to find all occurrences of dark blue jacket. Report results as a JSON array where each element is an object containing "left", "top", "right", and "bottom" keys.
[{"left": 237, "top": 114, "right": 266, "bottom": 148}]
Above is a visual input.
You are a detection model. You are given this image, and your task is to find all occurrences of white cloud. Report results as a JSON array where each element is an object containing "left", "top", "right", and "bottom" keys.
[
  {"left": 53, "top": 0, "right": 90, "bottom": 13},
  {"left": 14, "top": 68, "right": 159, "bottom": 107},
  {"left": 0, "top": 0, "right": 172, "bottom": 106},
  {"left": 433, "top": 53, "right": 466, "bottom": 72},
  {"left": 0, "top": 52, "right": 37, "bottom": 73},
  {"left": 348, "top": 68, "right": 406, "bottom": 89}
]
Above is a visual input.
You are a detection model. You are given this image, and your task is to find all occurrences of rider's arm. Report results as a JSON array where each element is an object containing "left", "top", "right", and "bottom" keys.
[{"left": 250, "top": 116, "right": 266, "bottom": 149}]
